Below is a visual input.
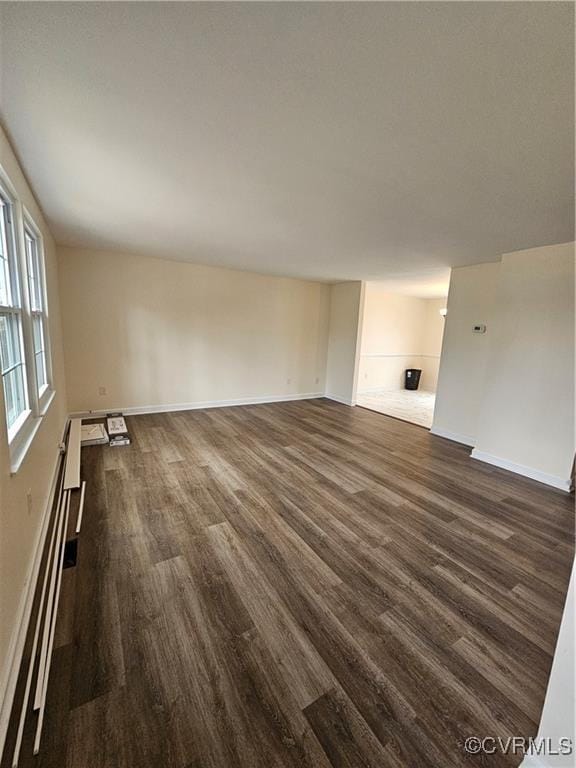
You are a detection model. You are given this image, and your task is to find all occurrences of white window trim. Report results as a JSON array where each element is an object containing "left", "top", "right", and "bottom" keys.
[
  {"left": 0, "top": 163, "right": 56, "bottom": 474},
  {"left": 23, "top": 207, "right": 54, "bottom": 412},
  {"left": 9, "top": 390, "right": 56, "bottom": 474},
  {"left": 7, "top": 406, "right": 32, "bottom": 444}
]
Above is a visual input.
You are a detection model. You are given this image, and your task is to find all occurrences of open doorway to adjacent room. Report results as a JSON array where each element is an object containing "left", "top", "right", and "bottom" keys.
[{"left": 356, "top": 279, "right": 449, "bottom": 428}]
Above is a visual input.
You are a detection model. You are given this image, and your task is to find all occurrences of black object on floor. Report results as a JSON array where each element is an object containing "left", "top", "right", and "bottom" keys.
[
  {"left": 404, "top": 368, "right": 422, "bottom": 390},
  {"left": 63, "top": 538, "right": 78, "bottom": 569}
]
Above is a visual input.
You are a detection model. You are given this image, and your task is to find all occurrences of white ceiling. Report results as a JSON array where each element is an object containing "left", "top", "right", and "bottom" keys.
[{"left": 0, "top": 2, "right": 573, "bottom": 287}]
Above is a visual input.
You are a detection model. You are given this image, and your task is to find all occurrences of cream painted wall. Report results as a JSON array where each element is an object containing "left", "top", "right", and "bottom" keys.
[
  {"left": 422, "top": 298, "right": 447, "bottom": 356},
  {"left": 0, "top": 126, "right": 68, "bottom": 730},
  {"left": 325, "top": 282, "right": 364, "bottom": 405},
  {"left": 432, "top": 263, "right": 501, "bottom": 445},
  {"left": 58, "top": 248, "right": 330, "bottom": 414},
  {"left": 434, "top": 243, "right": 574, "bottom": 488},
  {"left": 473, "top": 242, "right": 575, "bottom": 486},
  {"left": 421, "top": 298, "right": 447, "bottom": 391},
  {"left": 358, "top": 287, "right": 446, "bottom": 393}
]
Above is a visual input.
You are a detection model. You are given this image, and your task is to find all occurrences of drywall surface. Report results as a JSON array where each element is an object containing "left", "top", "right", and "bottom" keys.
[
  {"left": 0, "top": 125, "right": 68, "bottom": 732},
  {"left": 58, "top": 248, "right": 330, "bottom": 413},
  {"left": 421, "top": 298, "right": 447, "bottom": 391},
  {"left": 358, "top": 287, "right": 446, "bottom": 393},
  {"left": 525, "top": 560, "right": 574, "bottom": 767},
  {"left": 325, "top": 282, "right": 364, "bottom": 405},
  {"left": 432, "top": 262, "right": 500, "bottom": 444},
  {"left": 474, "top": 242, "right": 575, "bottom": 485}
]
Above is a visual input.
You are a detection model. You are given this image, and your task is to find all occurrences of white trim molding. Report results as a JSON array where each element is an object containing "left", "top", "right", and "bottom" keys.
[
  {"left": 356, "top": 385, "right": 393, "bottom": 395},
  {"left": 325, "top": 394, "right": 355, "bottom": 406},
  {"left": 429, "top": 426, "right": 475, "bottom": 447},
  {"left": 357, "top": 384, "right": 436, "bottom": 395},
  {"left": 69, "top": 391, "right": 326, "bottom": 419},
  {"left": 471, "top": 449, "right": 571, "bottom": 492},
  {"left": 360, "top": 353, "right": 440, "bottom": 359},
  {"left": 0, "top": 439, "right": 64, "bottom": 757}
]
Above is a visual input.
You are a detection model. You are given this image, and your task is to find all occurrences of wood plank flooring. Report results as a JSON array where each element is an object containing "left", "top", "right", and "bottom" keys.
[{"left": 4, "top": 399, "right": 574, "bottom": 768}]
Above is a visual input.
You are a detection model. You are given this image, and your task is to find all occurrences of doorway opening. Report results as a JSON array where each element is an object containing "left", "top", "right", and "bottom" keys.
[{"left": 356, "top": 281, "right": 448, "bottom": 429}]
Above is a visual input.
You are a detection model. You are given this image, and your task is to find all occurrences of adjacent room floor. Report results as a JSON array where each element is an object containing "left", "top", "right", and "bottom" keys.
[
  {"left": 6, "top": 399, "right": 574, "bottom": 768},
  {"left": 356, "top": 388, "right": 436, "bottom": 428}
]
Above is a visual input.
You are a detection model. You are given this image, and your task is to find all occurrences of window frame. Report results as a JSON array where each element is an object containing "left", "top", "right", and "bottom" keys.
[
  {"left": 23, "top": 208, "right": 53, "bottom": 412},
  {"left": 0, "top": 176, "right": 32, "bottom": 444},
  {"left": 0, "top": 163, "right": 55, "bottom": 472}
]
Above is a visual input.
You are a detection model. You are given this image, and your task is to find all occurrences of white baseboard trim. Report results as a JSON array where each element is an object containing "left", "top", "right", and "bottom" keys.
[
  {"left": 69, "top": 392, "right": 325, "bottom": 419},
  {"left": 324, "top": 394, "right": 355, "bottom": 406},
  {"left": 471, "top": 449, "right": 571, "bottom": 492},
  {"left": 356, "top": 385, "right": 400, "bottom": 395},
  {"left": 359, "top": 353, "right": 440, "bottom": 359},
  {"left": 429, "top": 426, "right": 475, "bottom": 447},
  {"left": 357, "top": 386, "right": 436, "bottom": 396},
  {"left": 0, "top": 440, "right": 64, "bottom": 757}
]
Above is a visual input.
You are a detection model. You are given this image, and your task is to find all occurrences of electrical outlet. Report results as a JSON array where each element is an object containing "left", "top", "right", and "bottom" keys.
[
  {"left": 26, "top": 489, "right": 33, "bottom": 515},
  {"left": 98, "top": 386, "right": 107, "bottom": 396},
  {"left": 315, "top": 376, "right": 320, "bottom": 385},
  {"left": 287, "top": 378, "right": 292, "bottom": 385}
]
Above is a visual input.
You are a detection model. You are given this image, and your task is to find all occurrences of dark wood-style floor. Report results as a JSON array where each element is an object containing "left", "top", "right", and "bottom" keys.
[{"left": 6, "top": 399, "right": 575, "bottom": 768}]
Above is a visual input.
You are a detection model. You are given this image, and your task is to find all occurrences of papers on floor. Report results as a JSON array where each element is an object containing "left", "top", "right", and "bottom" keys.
[
  {"left": 107, "top": 414, "right": 128, "bottom": 435},
  {"left": 80, "top": 423, "right": 109, "bottom": 446},
  {"left": 107, "top": 412, "right": 131, "bottom": 447}
]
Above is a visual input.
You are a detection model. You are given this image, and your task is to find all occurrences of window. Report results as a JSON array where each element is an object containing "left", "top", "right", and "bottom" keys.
[
  {"left": 0, "top": 189, "right": 29, "bottom": 436},
  {"left": 24, "top": 222, "right": 51, "bottom": 403},
  {"left": 0, "top": 169, "right": 54, "bottom": 470}
]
